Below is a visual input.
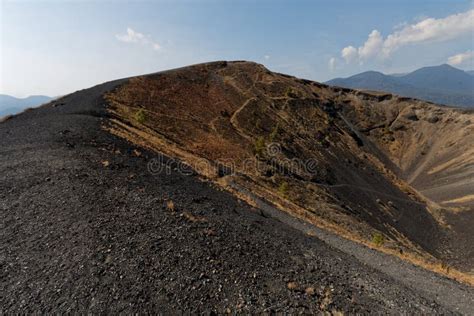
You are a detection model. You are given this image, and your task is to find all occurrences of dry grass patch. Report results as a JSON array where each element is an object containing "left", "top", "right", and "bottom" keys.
[
  {"left": 166, "top": 200, "right": 175, "bottom": 212},
  {"left": 132, "top": 149, "right": 142, "bottom": 157},
  {"left": 182, "top": 211, "right": 207, "bottom": 223},
  {"left": 319, "top": 287, "right": 333, "bottom": 310}
]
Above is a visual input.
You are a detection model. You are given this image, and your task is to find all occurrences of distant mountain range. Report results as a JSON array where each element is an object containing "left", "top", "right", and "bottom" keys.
[
  {"left": 326, "top": 64, "right": 474, "bottom": 108},
  {"left": 0, "top": 94, "right": 53, "bottom": 117}
]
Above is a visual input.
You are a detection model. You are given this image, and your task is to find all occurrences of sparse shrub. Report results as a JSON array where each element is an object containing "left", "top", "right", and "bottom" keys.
[
  {"left": 318, "top": 137, "right": 330, "bottom": 148},
  {"left": 278, "top": 181, "right": 289, "bottom": 198},
  {"left": 269, "top": 124, "right": 280, "bottom": 142},
  {"left": 285, "top": 87, "right": 298, "bottom": 98},
  {"left": 182, "top": 211, "right": 206, "bottom": 223},
  {"left": 315, "top": 130, "right": 324, "bottom": 141},
  {"left": 220, "top": 109, "right": 230, "bottom": 117},
  {"left": 372, "top": 232, "right": 385, "bottom": 247},
  {"left": 383, "top": 126, "right": 391, "bottom": 134},
  {"left": 254, "top": 136, "right": 266, "bottom": 157},
  {"left": 441, "top": 262, "right": 451, "bottom": 274},
  {"left": 135, "top": 108, "right": 147, "bottom": 124},
  {"left": 316, "top": 129, "right": 332, "bottom": 145}
]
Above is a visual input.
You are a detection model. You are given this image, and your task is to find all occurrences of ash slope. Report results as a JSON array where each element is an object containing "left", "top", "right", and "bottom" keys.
[
  {"left": 0, "top": 70, "right": 472, "bottom": 314},
  {"left": 105, "top": 61, "right": 473, "bottom": 272}
]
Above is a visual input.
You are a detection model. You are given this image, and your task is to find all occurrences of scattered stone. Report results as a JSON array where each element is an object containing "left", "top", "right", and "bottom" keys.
[
  {"left": 305, "top": 287, "right": 316, "bottom": 296},
  {"left": 287, "top": 281, "right": 298, "bottom": 290}
]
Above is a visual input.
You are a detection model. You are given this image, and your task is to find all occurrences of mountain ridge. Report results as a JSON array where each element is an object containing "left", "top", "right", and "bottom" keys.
[
  {"left": 326, "top": 64, "right": 474, "bottom": 107},
  {"left": 0, "top": 94, "right": 53, "bottom": 117}
]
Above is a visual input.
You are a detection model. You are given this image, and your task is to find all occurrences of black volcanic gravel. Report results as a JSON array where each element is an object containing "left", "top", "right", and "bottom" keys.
[{"left": 0, "top": 77, "right": 467, "bottom": 313}]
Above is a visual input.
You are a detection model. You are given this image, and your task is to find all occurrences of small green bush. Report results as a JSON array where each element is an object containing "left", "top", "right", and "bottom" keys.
[
  {"left": 372, "top": 232, "right": 385, "bottom": 247},
  {"left": 318, "top": 137, "right": 330, "bottom": 148},
  {"left": 135, "top": 109, "right": 147, "bottom": 124},
  {"left": 383, "top": 126, "right": 390, "bottom": 134},
  {"left": 278, "top": 181, "right": 289, "bottom": 198},
  {"left": 269, "top": 124, "right": 280, "bottom": 142},
  {"left": 285, "top": 87, "right": 298, "bottom": 98},
  {"left": 254, "top": 136, "right": 266, "bottom": 157}
]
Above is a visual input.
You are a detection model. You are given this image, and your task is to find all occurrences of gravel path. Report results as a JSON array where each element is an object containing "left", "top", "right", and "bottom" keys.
[
  {"left": 228, "top": 181, "right": 474, "bottom": 314},
  {"left": 0, "top": 79, "right": 472, "bottom": 313}
]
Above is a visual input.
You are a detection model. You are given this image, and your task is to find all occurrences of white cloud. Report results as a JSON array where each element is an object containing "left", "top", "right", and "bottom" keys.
[
  {"left": 116, "top": 27, "right": 146, "bottom": 43},
  {"left": 328, "top": 57, "right": 336, "bottom": 71},
  {"left": 358, "top": 30, "right": 383, "bottom": 60},
  {"left": 382, "top": 10, "right": 473, "bottom": 57},
  {"left": 341, "top": 46, "right": 357, "bottom": 64},
  {"left": 264, "top": 55, "right": 270, "bottom": 60},
  {"left": 116, "top": 27, "right": 161, "bottom": 51},
  {"left": 447, "top": 50, "right": 474, "bottom": 66},
  {"left": 341, "top": 9, "right": 474, "bottom": 63}
]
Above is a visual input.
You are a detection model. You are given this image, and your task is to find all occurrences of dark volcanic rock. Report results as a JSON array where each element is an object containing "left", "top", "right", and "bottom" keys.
[{"left": 0, "top": 64, "right": 472, "bottom": 313}]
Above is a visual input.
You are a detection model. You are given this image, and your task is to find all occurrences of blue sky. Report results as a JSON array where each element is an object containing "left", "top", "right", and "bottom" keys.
[{"left": 1, "top": 0, "right": 473, "bottom": 97}]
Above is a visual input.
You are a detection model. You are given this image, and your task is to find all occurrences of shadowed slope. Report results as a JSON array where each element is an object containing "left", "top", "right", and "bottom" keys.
[{"left": 341, "top": 96, "right": 474, "bottom": 269}]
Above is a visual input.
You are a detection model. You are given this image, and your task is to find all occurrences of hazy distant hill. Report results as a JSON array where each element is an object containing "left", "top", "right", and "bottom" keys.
[
  {"left": 0, "top": 94, "right": 53, "bottom": 117},
  {"left": 326, "top": 64, "right": 474, "bottom": 107}
]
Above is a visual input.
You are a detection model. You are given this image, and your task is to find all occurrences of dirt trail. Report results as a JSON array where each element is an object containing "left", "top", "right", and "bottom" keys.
[{"left": 229, "top": 97, "right": 256, "bottom": 142}]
